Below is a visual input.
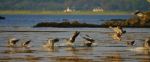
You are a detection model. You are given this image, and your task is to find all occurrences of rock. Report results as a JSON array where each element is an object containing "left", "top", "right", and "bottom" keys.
[{"left": 0, "top": 16, "right": 5, "bottom": 19}]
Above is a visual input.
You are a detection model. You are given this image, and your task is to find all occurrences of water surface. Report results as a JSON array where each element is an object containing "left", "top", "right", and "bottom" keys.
[
  {"left": 0, "top": 15, "right": 131, "bottom": 26},
  {"left": 0, "top": 27, "right": 150, "bottom": 62}
]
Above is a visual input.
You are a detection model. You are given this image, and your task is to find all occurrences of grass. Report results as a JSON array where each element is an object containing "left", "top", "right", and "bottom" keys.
[{"left": 0, "top": 10, "right": 130, "bottom": 15}]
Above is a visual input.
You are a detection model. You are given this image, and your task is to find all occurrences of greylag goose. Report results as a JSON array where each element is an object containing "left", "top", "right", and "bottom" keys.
[
  {"left": 21, "top": 40, "right": 31, "bottom": 47},
  {"left": 8, "top": 38, "right": 19, "bottom": 47},
  {"left": 43, "top": 38, "right": 59, "bottom": 48},
  {"left": 82, "top": 34, "right": 95, "bottom": 47},
  {"left": 66, "top": 31, "right": 80, "bottom": 46}
]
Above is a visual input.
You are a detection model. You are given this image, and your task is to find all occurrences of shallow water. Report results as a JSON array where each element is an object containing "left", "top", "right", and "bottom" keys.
[{"left": 0, "top": 27, "right": 150, "bottom": 62}]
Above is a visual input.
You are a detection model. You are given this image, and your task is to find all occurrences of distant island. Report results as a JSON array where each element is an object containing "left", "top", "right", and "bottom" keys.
[
  {"left": 33, "top": 21, "right": 101, "bottom": 28},
  {"left": 34, "top": 11, "right": 150, "bottom": 28},
  {"left": 0, "top": 16, "right": 5, "bottom": 19}
]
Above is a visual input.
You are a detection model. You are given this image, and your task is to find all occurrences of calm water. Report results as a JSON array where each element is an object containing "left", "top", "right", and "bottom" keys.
[
  {"left": 0, "top": 15, "right": 131, "bottom": 26},
  {"left": 0, "top": 15, "right": 149, "bottom": 62},
  {"left": 0, "top": 27, "right": 150, "bottom": 62}
]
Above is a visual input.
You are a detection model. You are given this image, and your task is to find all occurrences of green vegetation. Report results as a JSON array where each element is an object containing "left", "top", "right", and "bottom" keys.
[
  {"left": 33, "top": 21, "right": 101, "bottom": 27},
  {"left": 0, "top": 0, "right": 149, "bottom": 15},
  {"left": 0, "top": 10, "right": 129, "bottom": 15},
  {"left": 0, "top": 0, "right": 149, "bottom": 11}
]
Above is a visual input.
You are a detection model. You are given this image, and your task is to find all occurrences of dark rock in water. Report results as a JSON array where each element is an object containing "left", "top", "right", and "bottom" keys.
[
  {"left": 0, "top": 16, "right": 5, "bottom": 19},
  {"left": 101, "top": 10, "right": 150, "bottom": 28},
  {"left": 33, "top": 21, "right": 101, "bottom": 27}
]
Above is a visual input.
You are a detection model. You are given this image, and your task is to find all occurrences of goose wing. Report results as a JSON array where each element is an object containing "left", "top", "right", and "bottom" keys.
[
  {"left": 12, "top": 39, "right": 19, "bottom": 44},
  {"left": 82, "top": 35, "right": 95, "bottom": 42},
  {"left": 69, "top": 31, "right": 80, "bottom": 43},
  {"left": 52, "top": 38, "right": 59, "bottom": 43},
  {"left": 23, "top": 40, "right": 31, "bottom": 46}
]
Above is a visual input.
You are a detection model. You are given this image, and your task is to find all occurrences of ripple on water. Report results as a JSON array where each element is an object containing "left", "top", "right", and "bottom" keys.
[{"left": 0, "top": 28, "right": 150, "bottom": 62}]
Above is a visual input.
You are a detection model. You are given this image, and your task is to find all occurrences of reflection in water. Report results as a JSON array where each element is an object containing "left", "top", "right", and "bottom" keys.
[
  {"left": 140, "top": 58, "right": 150, "bottom": 62},
  {"left": 136, "top": 50, "right": 150, "bottom": 62},
  {"left": 23, "top": 55, "right": 41, "bottom": 62},
  {"left": 0, "top": 28, "right": 150, "bottom": 62},
  {"left": 43, "top": 46, "right": 58, "bottom": 52},
  {"left": 65, "top": 46, "right": 77, "bottom": 51},
  {"left": 3, "top": 47, "right": 18, "bottom": 54},
  {"left": 65, "top": 46, "right": 94, "bottom": 56},
  {"left": 101, "top": 52, "right": 123, "bottom": 62},
  {"left": 2, "top": 47, "right": 34, "bottom": 54},
  {"left": 51, "top": 56, "right": 95, "bottom": 62},
  {"left": 48, "top": 46, "right": 95, "bottom": 62},
  {"left": 0, "top": 47, "right": 39, "bottom": 62},
  {"left": 0, "top": 55, "right": 41, "bottom": 62}
]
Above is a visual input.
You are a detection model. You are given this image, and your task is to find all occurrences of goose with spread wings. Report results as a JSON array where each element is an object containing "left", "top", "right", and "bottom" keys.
[
  {"left": 82, "top": 34, "right": 95, "bottom": 47},
  {"left": 66, "top": 31, "right": 80, "bottom": 46}
]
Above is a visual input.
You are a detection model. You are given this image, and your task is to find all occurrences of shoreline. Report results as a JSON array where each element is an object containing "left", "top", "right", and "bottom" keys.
[
  {"left": 0, "top": 10, "right": 130, "bottom": 15},
  {"left": 33, "top": 26, "right": 150, "bottom": 28},
  {"left": 0, "top": 26, "right": 150, "bottom": 28}
]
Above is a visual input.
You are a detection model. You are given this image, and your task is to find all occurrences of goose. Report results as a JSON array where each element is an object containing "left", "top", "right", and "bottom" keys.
[
  {"left": 43, "top": 38, "right": 59, "bottom": 48},
  {"left": 21, "top": 40, "right": 31, "bottom": 48},
  {"left": 112, "top": 33, "right": 121, "bottom": 41},
  {"left": 134, "top": 10, "right": 144, "bottom": 17},
  {"left": 66, "top": 31, "right": 80, "bottom": 46},
  {"left": 128, "top": 38, "right": 150, "bottom": 51},
  {"left": 8, "top": 38, "right": 19, "bottom": 47},
  {"left": 109, "top": 26, "right": 126, "bottom": 35},
  {"left": 126, "top": 40, "right": 135, "bottom": 46},
  {"left": 82, "top": 34, "right": 95, "bottom": 47},
  {"left": 143, "top": 38, "right": 150, "bottom": 49}
]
